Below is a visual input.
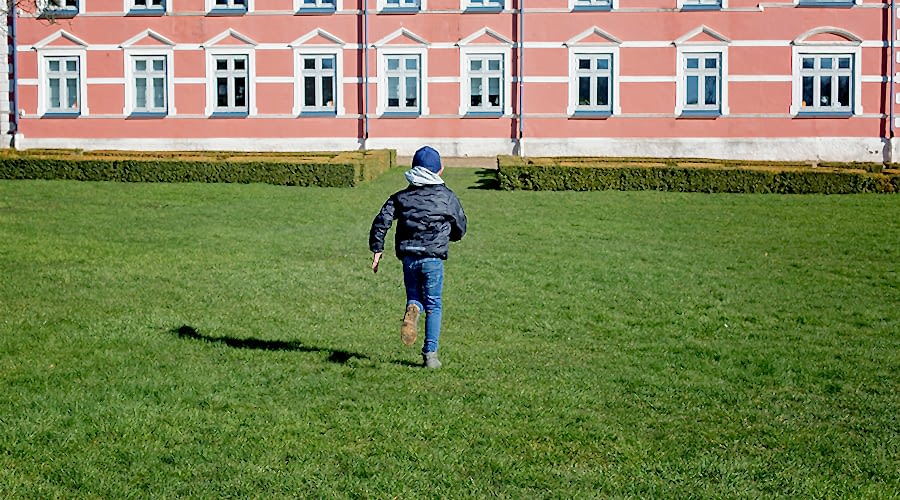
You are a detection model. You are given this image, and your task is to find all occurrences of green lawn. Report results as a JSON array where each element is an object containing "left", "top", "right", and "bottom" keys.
[{"left": 1, "top": 169, "right": 898, "bottom": 498}]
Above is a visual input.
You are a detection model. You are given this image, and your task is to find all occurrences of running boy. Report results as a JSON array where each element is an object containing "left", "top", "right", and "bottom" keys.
[{"left": 369, "top": 146, "right": 468, "bottom": 369}]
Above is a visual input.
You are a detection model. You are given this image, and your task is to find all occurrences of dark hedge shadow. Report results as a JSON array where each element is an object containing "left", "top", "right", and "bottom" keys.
[{"left": 469, "top": 169, "right": 501, "bottom": 190}]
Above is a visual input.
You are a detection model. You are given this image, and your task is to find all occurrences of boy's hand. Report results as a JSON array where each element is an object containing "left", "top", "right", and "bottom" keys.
[{"left": 371, "top": 252, "right": 383, "bottom": 274}]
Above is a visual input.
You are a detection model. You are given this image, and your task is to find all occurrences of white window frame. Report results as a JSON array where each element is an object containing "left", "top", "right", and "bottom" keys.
[
  {"left": 126, "top": 0, "right": 170, "bottom": 12},
  {"left": 205, "top": 49, "right": 257, "bottom": 116},
  {"left": 675, "top": 45, "right": 728, "bottom": 116},
  {"left": 794, "top": 0, "right": 860, "bottom": 6},
  {"left": 680, "top": 53, "right": 722, "bottom": 113},
  {"left": 378, "top": 0, "right": 422, "bottom": 11},
  {"left": 461, "top": 0, "right": 508, "bottom": 10},
  {"left": 295, "top": 51, "right": 343, "bottom": 115},
  {"left": 570, "top": 0, "right": 617, "bottom": 10},
  {"left": 376, "top": 47, "right": 428, "bottom": 116},
  {"left": 459, "top": 50, "right": 510, "bottom": 116},
  {"left": 791, "top": 46, "right": 862, "bottom": 116},
  {"left": 205, "top": 0, "right": 254, "bottom": 12},
  {"left": 124, "top": 51, "right": 174, "bottom": 115},
  {"left": 294, "top": 0, "right": 340, "bottom": 11},
  {"left": 37, "top": 49, "right": 88, "bottom": 116},
  {"left": 38, "top": 0, "right": 80, "bottom": 15},
  {"left": 567, "top": 46, "right": 621, "bottom": 116},
  {"left": 677, "top": 0, "right": 725, "bottom": 9}
]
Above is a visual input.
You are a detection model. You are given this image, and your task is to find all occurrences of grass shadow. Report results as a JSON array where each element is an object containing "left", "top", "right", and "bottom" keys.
[
  {"left": 170, "top": 325, "right": 375, "bottom": 365},
  {"left": 468, "top": 169, "right": 501, "bottom": 190}
]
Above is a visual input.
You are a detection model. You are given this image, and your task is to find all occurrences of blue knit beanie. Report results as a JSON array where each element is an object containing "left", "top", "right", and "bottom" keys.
[{"left": 412, "top": 146, "right": 442, "bottom": 173}]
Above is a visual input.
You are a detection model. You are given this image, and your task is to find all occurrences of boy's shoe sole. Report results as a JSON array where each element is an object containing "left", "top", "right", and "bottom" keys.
[
  {"left": 400, "top": 304, "right": 419, "bottom": 346},
  {"left": 423, "top": 352, "right": 442, "bottom": 369}
]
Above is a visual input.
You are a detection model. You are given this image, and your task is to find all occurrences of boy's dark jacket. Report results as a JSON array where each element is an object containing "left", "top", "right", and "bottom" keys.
[{"left": 369, "top": 184, "right": 467, "bottom": 260}]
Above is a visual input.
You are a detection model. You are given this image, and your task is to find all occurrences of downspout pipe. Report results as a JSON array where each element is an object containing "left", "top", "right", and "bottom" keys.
[
  {"left": 517, "top": 0, "right": 524, "bottom": 157},
  {"left": 890, "top": 0, "right": 895, "bottom": 163},
  {"left": 362, "top": 0, "right": 369, "bottom": 150},
  {"left": 9, "top": 1, "right": 18, "bottom": 145}
]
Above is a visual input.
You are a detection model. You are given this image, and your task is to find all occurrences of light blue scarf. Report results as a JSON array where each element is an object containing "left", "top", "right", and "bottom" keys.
[{"left": 405, "top": 166, "right": 445, "bottom": 186}]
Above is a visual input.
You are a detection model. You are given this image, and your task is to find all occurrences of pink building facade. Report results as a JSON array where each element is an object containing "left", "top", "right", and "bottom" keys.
[{"left": 5, "top": 0, "right": 896, "bottom": 161}]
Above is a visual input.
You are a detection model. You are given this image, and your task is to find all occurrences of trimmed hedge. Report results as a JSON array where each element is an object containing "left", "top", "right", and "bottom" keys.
[
  {"left": 497, "top": 156, "right": 900, "bottom": 194},
  {"left": 0, "top": 149, "right": 397, "bottom": 187}
]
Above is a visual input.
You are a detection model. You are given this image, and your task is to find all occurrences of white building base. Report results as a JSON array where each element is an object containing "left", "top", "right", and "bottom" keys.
[{"left": 12, "top": 135, "right": 891, "bottom": 163}]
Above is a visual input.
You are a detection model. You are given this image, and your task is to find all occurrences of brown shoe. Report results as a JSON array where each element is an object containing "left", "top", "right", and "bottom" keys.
[{"left": 400, "top": 304, "right": 420, "bottom": 346}]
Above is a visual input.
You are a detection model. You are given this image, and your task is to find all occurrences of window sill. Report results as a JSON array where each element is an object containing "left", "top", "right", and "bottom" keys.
[
  {"left": 797, "top": 1, "right": 854, "bottom": 6},
  {"left": 464, "top": 111, "right": 503, "bottom": 118},
  {"left": 464, "top": 6, "right": 503, "bottom": 13},
  {"left": 295, "top": 7, "right": 336, "bottom": 14},
  {"left": 206, "top": 8, "right": 248, "bottom": 16},
  {"left": 126, "top": 8, "right": 166, "bottom": 16},
  {"left": 42, "top": 112, "right": 80, "bottom": 118},
  {"left": 381, "top": 112, "right": 420, "bottom": 118},
  {"left": 378, "top": 7, "right": 420, "bottom": 13},
  {"left": 794, "top": 111, "right": 852, "bottom": 118},
  {"left": 210, "top": 112, "right": 249, "bottom": 118},
  {"left": 679, "top": 4, "right": 721, "bottom": 10},
  {"left": 39, "top": 9, "right": 78, "bottom": 19},
  {"left": 571, "top": 111, "right": 612, "bottom": 119},
  {"left": 127, "top": 112, "right": 168, "bottom": 119},
  {"left": 572, "top": 5, "right": 612, "bottom": 11},
  {"left": 678, "top": 110, "right": 721, "bottom": 119},
  {"left": 300, "top": 110, "right": 337, "bottom": 117}
]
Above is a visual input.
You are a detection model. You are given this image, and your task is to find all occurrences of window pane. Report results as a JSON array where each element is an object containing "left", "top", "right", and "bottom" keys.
[
  {"left": 820, "top": 58, "right": 832, "bottom": 70},
  {"left": 153, "top": 59, "right": 164, "bottom": 71},
  {"left": 488, "top": 59, "right": 500, "bottom": 71},
  {"left": 216, "top": 59, "right": 227, "bottom": 71},
  {"left": 49, "top": 60, "right": 60, "bottom": 72},
  {"left": 304, "top": 58, "right": 316, "bottom": 70},
  {"left": 704, "top": 76, "right": 717, "bottom": 105},
  {"left": 388, "top": 76, "right": 399, "bottom": 107},
  {"left": 578, "top": 76, "right": 591, "bottom": 105},
  {"left": 819, "top": 76, "right": 831, "bottom": 106},
  {"left": 837, "top": 76, "right": 850, "bottom": 107},
  {"left": 488, "top": 77, "right": 500, "bottom": 106},
  {"left": 234, "top": 59, "right": 246, "bottom": 71},
  {"left": 136, "top": 60, "right": 147, "bottom": 71},
  {"left": 49, "top": 79, "right": 60, "bottom": 108},
  {"left": 234, "top": 77, "right": 246, "bottom": 107},
  {"left": 322, "top": 57, "right": 334, "bottom": 70},
  {"left": 802, "top": 58, "right": 815, "bottom": 69},
  {"left": 405, "top": 58, "right": 417, "bottom": 71},
  {"left": 704, "top": 58, "right": 717, "bottom": 69},
  {"left": 66, "top": 78, "right": 78, "bottom": 108},
  {"left": 217, "top": 77, "right": 229, "bottom": 106},
  {"left": 304, "top": 77, "right": 317, "bottom": 106},
  {"left": 66, "top": 60, "right": 77, "bottom": 72},
  {"left": 136, "top": 77, "right": 147, "bottom": 107},
  {"left": 597, "top": 77, "right": 608, "bottom": 106},
  {"left": 686, "top": 75, "right": 698, "bottom": 105},
  {"left": 322, "top": 77, "right": 334, "bottom": 107},
  {"left": 687, "top": 58, "right": 699, "bottom": 69},
  {"left": 470, "top": 78, "right": 482, "bottom": 106},
  {"left": 405, "top": 76, "right": 417, "bottom": 107},
  {"left": 802, "top": 76, "right": 814, "bottom": 107},
  {"left": 470, "top": 60, "right": 482, "bottom": 71},
  {"left": 153, "top": 78, "right": 165, "bottom": 108},
  {"left": 387, "top": 58, "right": 399, "bottom": 71},
  {"left": 578, "top": 59, "right": 590, "bottom": 70},
  {"left": 597, "top": 58, "right": 609, "bottom": 70},
  {"left": 838, "top": 57, "right": 851, "bottom": 69}
]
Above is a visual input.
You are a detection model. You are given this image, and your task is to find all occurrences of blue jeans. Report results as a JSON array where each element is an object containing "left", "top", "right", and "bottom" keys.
[{"left": 401, "top": 256, "right": 444, "bottom": 354}]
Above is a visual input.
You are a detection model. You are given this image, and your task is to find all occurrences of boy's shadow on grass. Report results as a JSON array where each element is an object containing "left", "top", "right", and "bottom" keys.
[{"left": 170, "top": 325, "right": 420, "bottom": 367}]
